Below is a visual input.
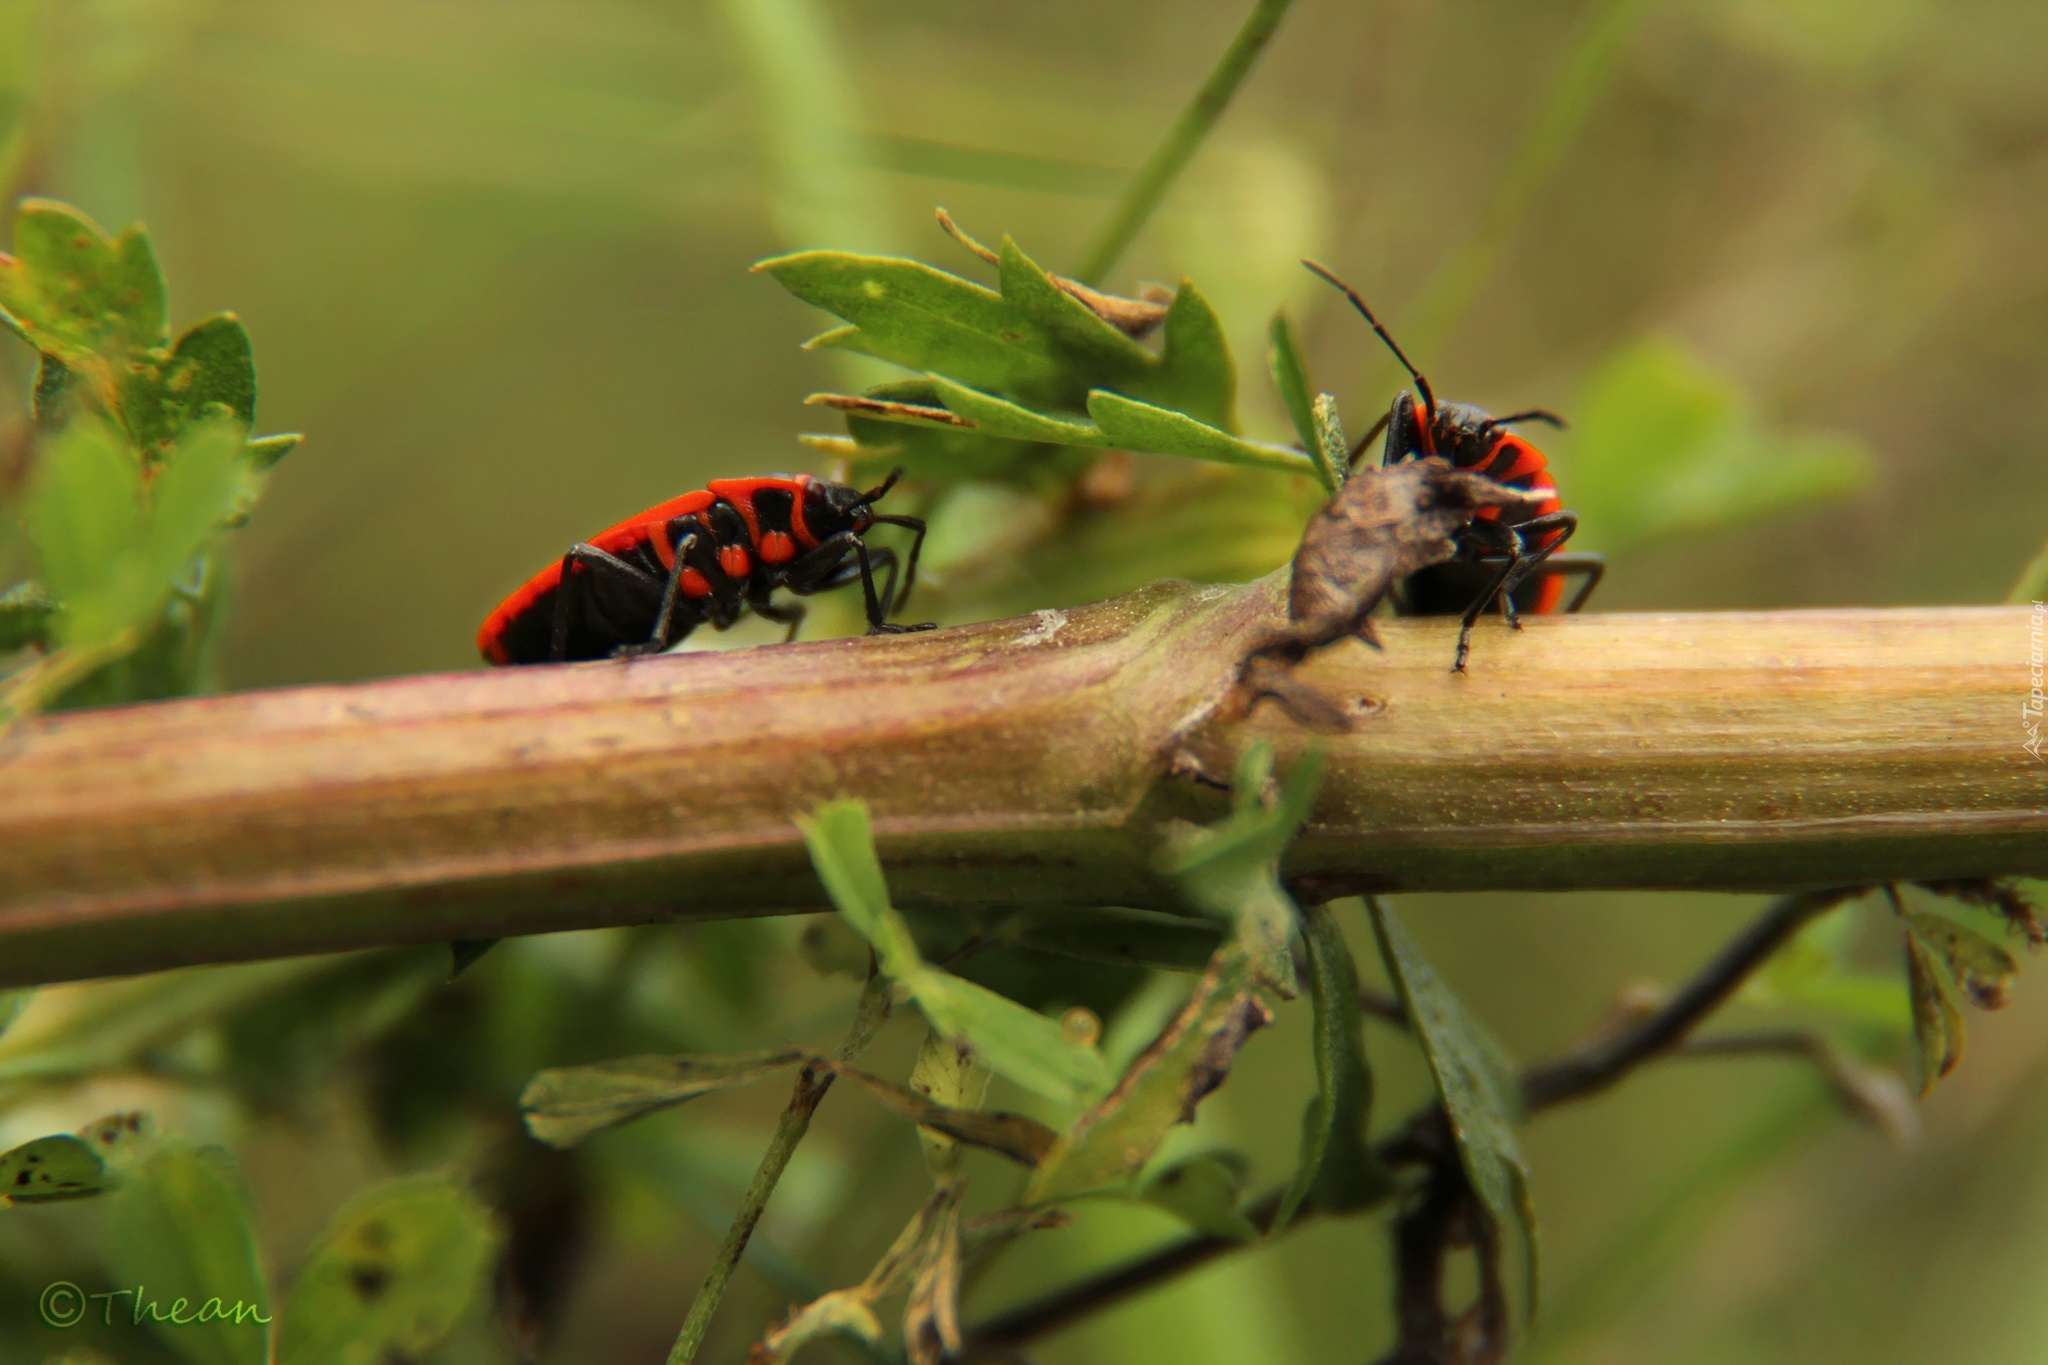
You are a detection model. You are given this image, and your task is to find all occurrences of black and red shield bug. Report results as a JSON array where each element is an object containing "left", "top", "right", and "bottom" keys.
[
  {"left": 1303, "top": 260, "right": 1604, "bottom": 671},
  {"left": 477, "top": 469, "right": 933, "bottom": 665}
]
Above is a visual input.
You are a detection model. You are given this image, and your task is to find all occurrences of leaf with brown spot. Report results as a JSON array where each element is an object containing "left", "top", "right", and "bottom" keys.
[
  {"left": 1905, "top": 912, "right": 2017, "bottom": 1010},
  {"left": 275, "top": 1174, "right": 498, "bottom": 1365},
  {"left": 1905, "top": 929, "right": 1965, "bottom": 1095}
]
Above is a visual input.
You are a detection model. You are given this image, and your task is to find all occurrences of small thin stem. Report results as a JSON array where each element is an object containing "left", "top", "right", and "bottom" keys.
[
  {"left": 1519, "top": 887, "right": 1863, "bottom": 1111},
  {"left": 1072, "top": 0, "right": 1300, "bottom": 285},
  {"left": 667, "top": 977, "right": 892, "bottom": 1364},
  {"left": 962, "top": 888, "right": 1864, "bottom": 1352}
]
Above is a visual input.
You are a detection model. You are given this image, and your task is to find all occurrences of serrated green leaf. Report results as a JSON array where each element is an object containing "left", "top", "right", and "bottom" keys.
[
  {"left": 1904, "top": 912, "right": 2017, "bottom": 1012},
  {"left": 521, "top": 1048, "right": 809, "bottom": 1148},
  {"left": 924, "top": 375, "right": 1109, "bottom": 447},
  {"left": 1147, "top": 279, "right": 1237, "bottom": 431},
  {"left": 0, "top": 580, "right": 57, "bottom": 651},
  {"left": 1159, "top": 743, "right": 1324, "bottom": 995},
  {"left": 1087, "top": 390, "right": 1310, "bottom": 475},
  {"left": 1368, "top": 895, "right": 1539, "bottom": 1320},
  {"left": 275, "top": 1174, "right": 498, "bottom": 1365},
  {"left": 1309, "top": 394, "right": 1347, "bottom": 494},
  {"left": 1268, "top": 310, "right": 1319, "bottom": 457},
  {"left": 1025, "top": 944, "right": 1268, "bottom": 1203},
  {"left": 0, "top": 1133, "right": 106, "bottom": 1204},
  {"left": 124, "top": 313, "right": 258, "bottom": 456},
  {"left": 758, "top": 250, "right": 1069, "bottom": 399},
  {"left": 799, "top": 800, "right": 1105, "bottom": 1103},
  {"left": 1557, "top": 336, "right": 1872, "bottom": 553},
  {"left": 1276, "top": 901, "right": 1385, "bottom": 1231},
  {"left": 107, "top": 1139, "right": 270, "bottom": 1365},
  {"left": 1007, "top": 906, "right": 1223, "bottom": 972},
  {"left": 1904, "top": 929, "right": 1964, "bottom": 1094},
  {"left": 829, "top": 378, "right": 1067, "bottom": 485},
  {"left": 997, "top": 235, "right": 1157, "bottom": 376},
  {"left": 0, "top": 201, "right": 167, "bottom": 389},
  {"left": 1139, "top": 1151, "right": 1259, "bottom": 1241}
]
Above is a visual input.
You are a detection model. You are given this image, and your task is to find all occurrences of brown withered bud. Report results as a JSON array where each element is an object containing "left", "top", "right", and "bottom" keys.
[
  {"left": 1237, "top": 458, "right": 1552, "bottom": 729},
  {"left": 936, "top": 207, "right": 1172, "bottom": 339}
]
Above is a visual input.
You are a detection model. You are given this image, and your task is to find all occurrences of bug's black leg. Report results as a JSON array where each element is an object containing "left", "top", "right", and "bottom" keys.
[
  {"left": 1346, "top": 408, "right": 1394, "bottom": 470},
  {"left": 1541, "top": 552, "right": 1606, "bottom": 613},
  {"left": 754, "top": 600, "right": 808, "bottom": 643},
  {"left": 869, "top": 514, "right": 927, "bottom": 614},
  {"left": 1491, "top": 512, "right": 1578, "bottom": 618},
  {"left": 613, "top": 533, "right": 710, "bottom": 658},
  {"left": 1449, "top": 522, "right": 1528, "bottom": 674},
  {"left": 550, "top": 544, "right": 668, "bottom": 663}
]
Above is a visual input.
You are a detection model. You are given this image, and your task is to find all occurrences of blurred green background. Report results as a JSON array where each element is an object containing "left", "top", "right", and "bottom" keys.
[{"left": 0, "top": 0, "right": 2044, "bottom": 1362}]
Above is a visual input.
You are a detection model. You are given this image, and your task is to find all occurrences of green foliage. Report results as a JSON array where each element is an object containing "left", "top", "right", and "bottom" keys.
[
  {"left": 1368, "top": 896, "right": 1540, "bottom": 1317},
  {"left": 275, "top": 1175, "right": 499, "bottom": 1365},
  {"left": 1140, "top": 1151, "right": 1259, "bottom": 1240},
  {"left": 798, "top": 798, "right": 1107, "bottom": 1104},
  {"left": 107, "top": 1139, "right": 271, "bottom": 1365},
  {"left": 1554, "top": 337, "right": 1873, "bottom": 555},
  {"left": 0, "top": 197, "right": 298, "bottom": 716},
  {"left": 522, "top": 1048, "right": 810, "bottom": 1148},
  {"left": 1275, "top": 901, "right": 1384, "bottom": 1230}
]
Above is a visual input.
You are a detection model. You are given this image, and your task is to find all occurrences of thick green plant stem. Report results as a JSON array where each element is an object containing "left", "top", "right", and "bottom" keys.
[
  {"left": 0, "top": 585, "right": 2037, "bottom": 988},
  {"left": 668, "top": 977, "right": 891, "bottom": 1364},
  {"left": 1073, "top": 0, "right": 1301, "bottom": 285}
]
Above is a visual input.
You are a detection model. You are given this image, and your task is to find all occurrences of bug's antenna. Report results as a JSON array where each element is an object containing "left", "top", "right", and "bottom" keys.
[
  {"left": 861, "top": 467, "right": 906, "bottom": 505},
  {"left": 1302, "top": 259, "right": 1435, "bottom": 421}
]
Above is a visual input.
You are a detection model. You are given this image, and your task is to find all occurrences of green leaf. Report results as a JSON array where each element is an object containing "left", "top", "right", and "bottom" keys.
[
  {"left": 1026, "top": 946, "right": 1270, "bottom": 1202},
  {"left": 1087, "top": 389, "right": 1310, "bottom": 475},
  {"left": 0, "top": 200, "right": 167, "bottom": 392},
  {"left": 276, "top": 1174, "right": 499, "bottom": 1365},
  {"left": 924, "top": 375, "right": 1109, "bottom": 447},
  {"left": 0, "top": 580, "right": 58, "bottom": 651},
  {"left": 796, "top": 799, "right": 924, "bottom": 979},
  {"left": 1159, "top": 742, "right": 1325, "bottom": 996},
  {"left": 1276, "top": 901, "right": 1385, "bottom": 1231},
  {"left": 124, "top": 313, "right": 259, "bottom": 456},
  {"left": 817, "top": 378, "right": 1071, "bottom": 485},
  {"left": 758, "top": 250, "right": 1069, "bottom": 400},
  {"left": 909, "top": 1028, "right": 993, "bottom": 1175},
  {"left": 247, "top": 433, "right": 301, "bottom": 470},
  {"left": 907, "top": 970, "right": 1108, "bottom": 1106},
  {"left": 1267, "top": 310, "right": 1319, "bottom": 458},
  {"left": 521, "top": 1048, "right": 810, "bottom": 1148},
  {"left": 1008, "top": 906, "right": 1223, "bottom": 972},
  {"left": 1904, "top": 912, "right": 2017, "bottom": 1011},
  {"left": 0, "top": 1134, "right": 106, "bottom": 1204},
  {"left": 1309, "top": 394, "right": 1347, "bottom": 495},
  {"left": 107, "top": 1139, "right": 271, "bottom": 1365},
  {"left": 1367, "top": 895, "right": 1539, "bottom": 1319},
  {"left": 1556, "top": 336, "right": 1872, "bottom": 553},
  {"left": 798, "top": 800, "right": 1106, "bottom": 1103},
  {"left": 1147, "top": 279, "right": 1238, "bottom": 431},
  {"left": 996, "top": 235, "right": 1157, "bottom": 377},
  {"left": 1904, "top": 929, "right": 1964, "bottom": 1094},
  {"left": 830, "top": 1060, "right": 1054, "bottom": 1166},
  {"left": 1139, "top": 1151, "right": 1259, "bottom": 1241},
  {"left": 24, "top": 414, "right": 142, "bottom": 608}
]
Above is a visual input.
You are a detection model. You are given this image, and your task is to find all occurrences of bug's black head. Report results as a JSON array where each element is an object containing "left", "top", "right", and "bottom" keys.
[{"left": 804, "top": 467, "right": 905, "bottom": 539}]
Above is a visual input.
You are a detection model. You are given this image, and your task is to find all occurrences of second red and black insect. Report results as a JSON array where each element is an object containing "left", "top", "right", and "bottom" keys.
[
  {"left": 478, "top": 469, "right": 932, "bottom": 665},
  {"left": 1304, "top": 260, "right": 1604, "bottom": 670}
]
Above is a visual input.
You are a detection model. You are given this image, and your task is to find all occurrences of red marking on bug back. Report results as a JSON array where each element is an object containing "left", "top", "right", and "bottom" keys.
[
  {"left": 708, "top": 475, "right": 809, "bottom": 546},
  {"left": 759, "top": 531, "right": 796, "bottom": 563},
  {"left": 720, "top": 544, "right": 751, "bottom": 578},
  {"left": 681, "top": 568, "right": 713, "bottom": 598}
]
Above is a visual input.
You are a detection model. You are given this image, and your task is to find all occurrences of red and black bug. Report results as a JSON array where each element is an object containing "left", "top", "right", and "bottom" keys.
[
  {"left": 478, "top": 469, "right": 932, "bottom": 665},
  {"left": 1304, "top": 260, "right": 1604, "bottom": 670}
]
